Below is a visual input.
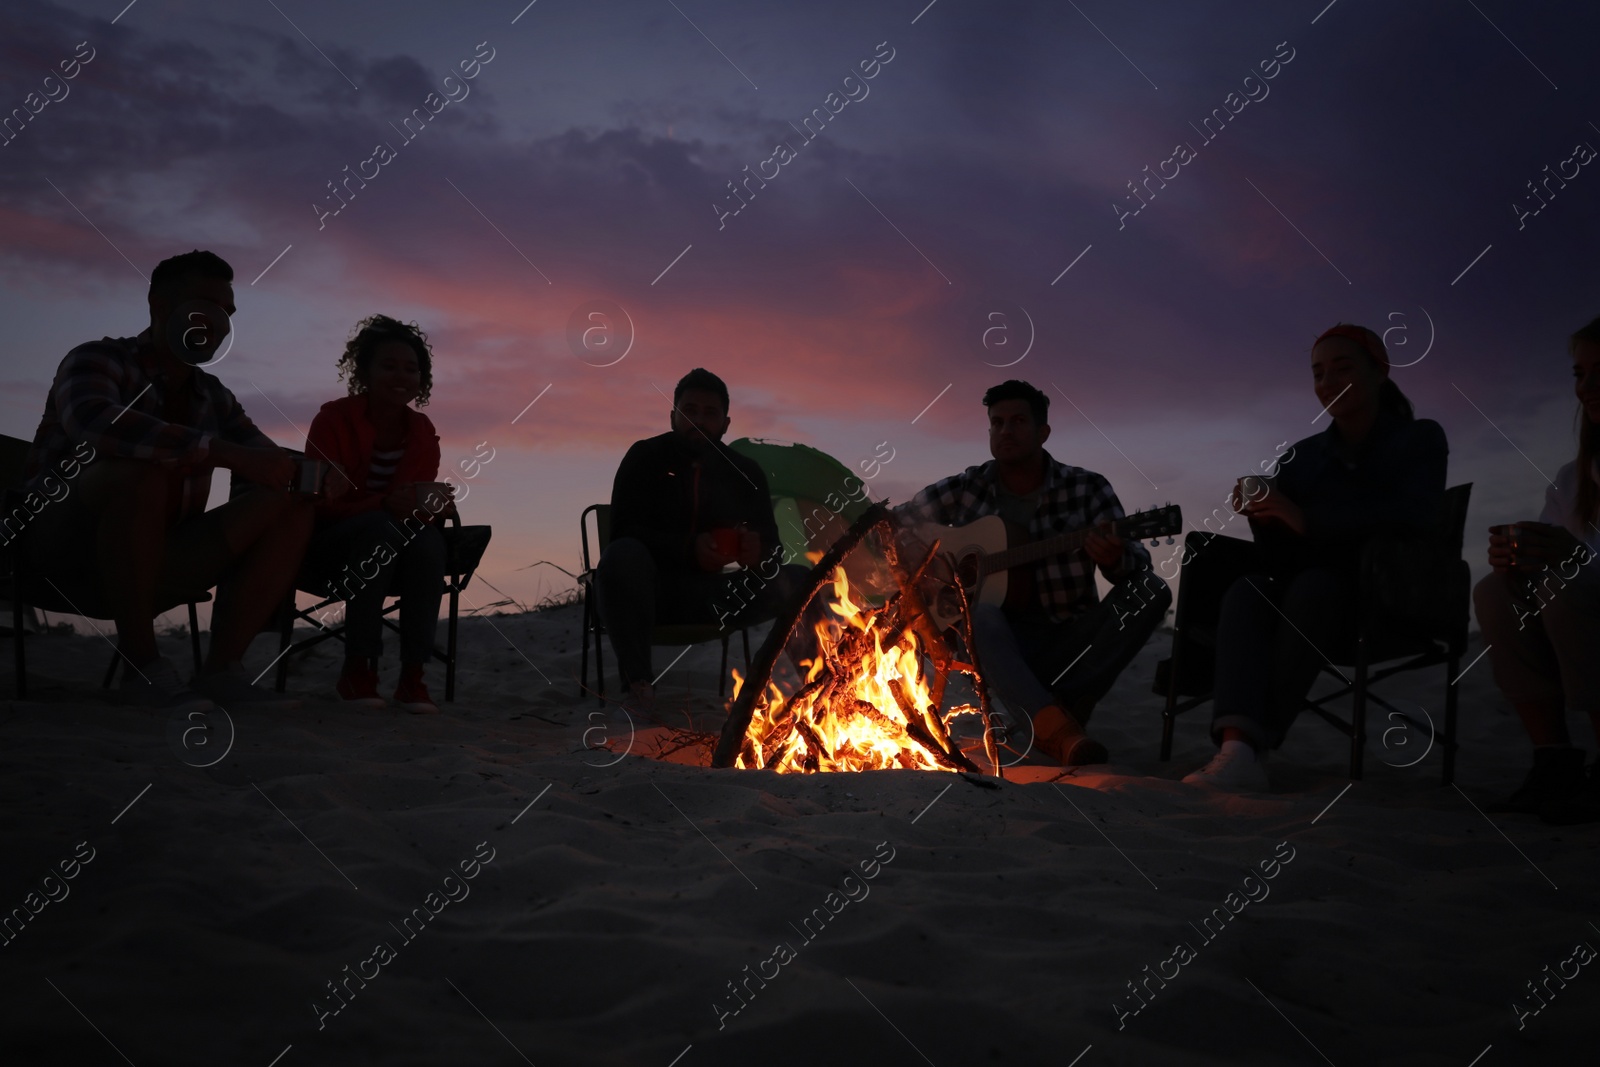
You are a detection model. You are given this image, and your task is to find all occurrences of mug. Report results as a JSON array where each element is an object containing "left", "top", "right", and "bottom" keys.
[
  {"left": 710, "top": 527, "right": 741, "bottom": 559},
  {"left": 1234, "top": 474, "right": 1273, "bottom": 512},
  {"left": 292, "top": 458, "right": 329, "bottom": 496}
]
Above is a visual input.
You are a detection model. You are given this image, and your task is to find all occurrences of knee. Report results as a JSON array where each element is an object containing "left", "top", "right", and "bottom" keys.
[
  {"left": 1473, "top": 570, "right": 1513, "bottom": 618},
  {"left": 971, "top": 601, "right": 1007, "bottom": 638},
  {"left": 404, "top": 525, "right": 448, "bottom": 573},
  {"left": 1278, "top": 569, "right": 1344, "bottom": 620},
  {"left": 87, "top": 459, "right": 169, "bottom": 509},
  {"left": 1538, "top": 580, "right": 1591, "bottom": 633}
]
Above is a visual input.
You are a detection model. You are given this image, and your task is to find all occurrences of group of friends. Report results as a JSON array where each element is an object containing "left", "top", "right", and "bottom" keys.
[
  {"left": 19, "top": 251, "right": 452, "bottom": 715},
  {"left": 14, "top": 249, "right": 1600, "bottom": 822}
]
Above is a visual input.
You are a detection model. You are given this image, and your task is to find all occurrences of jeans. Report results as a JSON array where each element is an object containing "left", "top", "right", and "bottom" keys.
[
  {"left": 304, "top": 510, "right": 447, "bottom": 664},
  {"left": 970, "top": 570, "right": 1171, "bottom": 729},
  {"left": 594, "top": 537, "right": 819, "bottom": 687},
  {"left": 1209, "top": 569, "right": 1358, "bottom": 750}
]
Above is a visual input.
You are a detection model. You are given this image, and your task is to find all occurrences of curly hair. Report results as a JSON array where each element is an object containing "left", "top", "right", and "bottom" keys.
[{"left": 336, "top": 314, "right": 434, "bottom": 406}]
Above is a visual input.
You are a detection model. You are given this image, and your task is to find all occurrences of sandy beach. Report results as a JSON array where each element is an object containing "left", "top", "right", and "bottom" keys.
[{"left": 2, "top": 603, "right": 1594, "bottom": 1067}]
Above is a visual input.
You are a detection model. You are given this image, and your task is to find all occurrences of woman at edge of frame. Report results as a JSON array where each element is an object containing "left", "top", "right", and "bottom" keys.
[{"left": 1473, "top": 315, "right": 1600, "bottom": 825}]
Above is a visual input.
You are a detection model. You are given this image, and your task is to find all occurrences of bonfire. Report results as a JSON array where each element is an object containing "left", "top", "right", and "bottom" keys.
[{"left": 717, "top": 505, "right": 1003, "bottom": 776}]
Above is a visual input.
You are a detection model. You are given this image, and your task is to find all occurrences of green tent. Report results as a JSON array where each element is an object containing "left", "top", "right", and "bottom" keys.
[{"left": 727, "top": 437, "right": 878, "bottom": 566}]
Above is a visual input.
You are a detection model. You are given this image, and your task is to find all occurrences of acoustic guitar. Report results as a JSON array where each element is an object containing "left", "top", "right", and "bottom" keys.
[{"left": 906, "top": 505, "right": 1184, "bottom": 631}]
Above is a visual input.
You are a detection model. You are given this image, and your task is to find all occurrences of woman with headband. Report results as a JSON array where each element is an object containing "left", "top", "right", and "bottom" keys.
[
  {"left": 1183, "top": 324, "right": 1449, "bottom": 791},
  {"left": 1472, "top": 316, "right": 1600, "bottom": 824}
]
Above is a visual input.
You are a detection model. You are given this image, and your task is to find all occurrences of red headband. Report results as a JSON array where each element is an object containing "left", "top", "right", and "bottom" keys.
[{"left": 1314, "top": 323, "right": 1389, "bottom": 374}]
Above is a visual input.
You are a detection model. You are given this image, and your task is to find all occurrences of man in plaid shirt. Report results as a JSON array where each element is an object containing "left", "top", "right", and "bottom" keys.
[
  {"left": 20, "top": 250, "right": 331, "bottom": 713},
  {"left": 898, "top": 380, "right": 1170, "bottom": 765}
]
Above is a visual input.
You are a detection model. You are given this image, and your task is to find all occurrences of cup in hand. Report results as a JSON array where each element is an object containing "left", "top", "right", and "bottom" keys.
[
  {"left": 1233, "top": 474, "right": 1273, "bottom": 513},
  {"left": 1488, "top": 523, "right": 1526, "bottom": 570},
  {"left": 709, "top": 527, "right": 741, "bottom": 560}
]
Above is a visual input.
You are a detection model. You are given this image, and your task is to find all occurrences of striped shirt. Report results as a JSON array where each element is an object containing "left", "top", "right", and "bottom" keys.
[
  {"left": 24, "top": 330, "right": 274, "bottom": 521},
  {"left": 365, "top": 446, "right": 405, "bottom": 492}
]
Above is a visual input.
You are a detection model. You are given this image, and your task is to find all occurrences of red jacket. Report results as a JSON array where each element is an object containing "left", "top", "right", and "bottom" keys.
[{"left": 305, "top": 394, "right": 441, "bottom": 524}]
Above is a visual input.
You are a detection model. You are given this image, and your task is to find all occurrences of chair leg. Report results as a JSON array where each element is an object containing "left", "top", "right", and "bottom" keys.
[
  {"left": 718, "top": 635, "right": 731, "bottom": 698},
  {"left": 1443, "top": 653, "right": 1460, "bottom": 787},
  {"left": 446, "top": 584, "right": 460, "bottom": 703},
  {"left": 102, "top": 648, "right": 120, "bottom": 689},
  {"left": 579, "top": 594, "right": 591, "bottom": 701},
  {"left": 593, "top": 608, "right": 606, "bottom": 707},
  {"left": 188, "top": 601, "right": 203, "bottom": 674},
  {"left": 1351, "top": 635, "right": 1369, "bottom": 780},
  {"left": 12, "top": 593, "right": 25, "bottom": 700},
  {"left": 1160, "top": 633, "right": 1184, "bottom": 763},
  {"left": 741, "top": 627, "right": 751, "bottom": 672},
  {"left": 275, "top": 594, "right": 295, "bottom": 694}
]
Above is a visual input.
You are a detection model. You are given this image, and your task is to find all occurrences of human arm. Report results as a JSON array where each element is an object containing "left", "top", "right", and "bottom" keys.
[
  {"left": 51, "top": 344, "right": 287, "bottom": 481},
  {"left": 610, "top": 439, "right": 695, "bottom": 570},
  {"left": 306, "top": 406, "right": 381, "bottom": 519},
  {"left": 1081, "top": 473, "right": 1152, "bottom": 579}
]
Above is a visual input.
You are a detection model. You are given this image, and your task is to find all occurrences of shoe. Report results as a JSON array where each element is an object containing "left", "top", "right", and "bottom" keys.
[
  {"left": 192, "top": 664, "right": 303, "bottom": 709},
  {"left": 1540, "top": 759, "right": 1600, "bottom": 825},
  {"left": 336, "top": 659, "right": 385, "bottom": 708},
  {"left": 394, "top": 664, "right": 439, "bottom": 714},
  {"left": 1032, "top": 707, "right": 1109, "bottom": 766},
  {"left": 121, "top": 656, "right": 217, "bottom": 715},
  {"left": 1486, "top": 746, "right": 1586, "bottom": 814},
  {"left": 1183, "top": 740, "right": 1270, "bottom": 792}
]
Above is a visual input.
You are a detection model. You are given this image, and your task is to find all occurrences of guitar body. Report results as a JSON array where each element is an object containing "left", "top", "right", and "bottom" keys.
[
  {"left": 905, "top": 504, "right": 1184, "bottom": 634},
  {"left": 911, "top": 515, "right": 1012, "bottom": 631}
]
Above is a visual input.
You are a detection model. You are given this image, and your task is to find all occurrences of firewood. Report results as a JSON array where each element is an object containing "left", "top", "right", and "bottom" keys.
[
  {"left": 952, "top": 578, "right": 1003, "bottom": 780},
  {"left": 713, "top": 505, "right": 892, "bottom": 767}
]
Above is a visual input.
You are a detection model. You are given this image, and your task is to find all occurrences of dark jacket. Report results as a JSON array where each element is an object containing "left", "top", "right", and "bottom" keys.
[
  {"left": 609, "top": 431, "right": 778, "bottom": 573},
  {"left": 1252, "top": 408, "right": 1449, "bottom": 577}
]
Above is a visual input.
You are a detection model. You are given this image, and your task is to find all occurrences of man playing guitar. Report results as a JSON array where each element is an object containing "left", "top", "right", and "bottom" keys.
[{"left": 897, "top": 380, "right": 1171, "bottom": 765}]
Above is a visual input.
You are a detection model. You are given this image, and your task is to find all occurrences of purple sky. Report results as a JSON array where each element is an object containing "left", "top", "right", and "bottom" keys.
[{"left": 4, "top": 0, "right": 1599, "bottom": 621}]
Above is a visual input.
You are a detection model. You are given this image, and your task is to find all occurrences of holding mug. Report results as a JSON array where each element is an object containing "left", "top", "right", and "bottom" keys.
[
  {"left": 709, "top": 527, "right": 741, "bottom": 559},
  {"left": 1233, "top": 474, "right": 1275, "bottom": 514}
]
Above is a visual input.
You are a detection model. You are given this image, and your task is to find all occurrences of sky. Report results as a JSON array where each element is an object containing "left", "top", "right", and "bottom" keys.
[{"left": 3, "top": 0, "right": 1599, "bottom": 628}]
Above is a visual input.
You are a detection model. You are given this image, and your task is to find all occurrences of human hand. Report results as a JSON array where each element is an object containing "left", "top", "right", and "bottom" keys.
[
  {"left": 324, "top": 461, "right": 353, "bottom": 501},
  {"left": 1084, "top": 521, "right": 1124, "bottom": 567},
  {"left": 1500, "top": 521, "right": 1582, "bottom": 572},
  {"left": 214, "top": 442, "right": 297, "bottom": 489},
  {"left": 694, "top": 531, "right": 735, "bottom": 572},
  {"left": 1241, "top": 488, "right": 1306, "bottom": 535}
]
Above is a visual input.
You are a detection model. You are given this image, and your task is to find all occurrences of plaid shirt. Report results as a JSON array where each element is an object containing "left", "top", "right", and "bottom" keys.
[
  {"left": 24, "top": 330, "right": 273, "bottom": 520},
  {"left": 897, "top": 451, "right": 1152, "bottom": 622}
]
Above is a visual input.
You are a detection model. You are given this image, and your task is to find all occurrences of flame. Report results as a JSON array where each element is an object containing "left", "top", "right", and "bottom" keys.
[{"left": 734, "top": 567, "right": 967, "bottom": 773}]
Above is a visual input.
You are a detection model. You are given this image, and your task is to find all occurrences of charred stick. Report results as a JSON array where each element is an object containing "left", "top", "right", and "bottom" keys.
[
  {"left": 952, "top": 577, "right": 1003, "bottom": 780},
  {"left": 713, "top": 503, "right": 891, "bottom": 767}
]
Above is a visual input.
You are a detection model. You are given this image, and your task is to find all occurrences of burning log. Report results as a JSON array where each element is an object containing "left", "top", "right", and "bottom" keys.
[
  {"left": 713, "top": 504, "right": 892, "bottom": 767},
  {"left": 714, "top": 502, "right": 1004, "bottom": 777},
  {"left": 952, "top": 576, "right": 1004, "bottom": 779}
]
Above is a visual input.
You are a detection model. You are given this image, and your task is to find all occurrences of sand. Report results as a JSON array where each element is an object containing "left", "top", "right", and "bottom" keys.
[{"left": 1, "top": 604, "right": 1596, "bottom": 1067}]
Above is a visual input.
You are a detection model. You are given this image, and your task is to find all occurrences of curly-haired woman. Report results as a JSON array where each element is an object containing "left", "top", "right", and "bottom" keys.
[{"left": 304, "top": 315, "right": 453, "bottom": 712}]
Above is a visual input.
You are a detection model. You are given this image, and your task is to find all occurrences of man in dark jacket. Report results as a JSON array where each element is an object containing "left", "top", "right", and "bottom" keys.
[{"left": 595, "top": 368, "right": 811, "bottom": 716}]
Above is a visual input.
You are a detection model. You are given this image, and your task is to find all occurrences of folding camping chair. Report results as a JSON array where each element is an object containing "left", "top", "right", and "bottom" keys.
[{"left": 1156, "top": 483, "right": 1473, "bottom": 784}]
